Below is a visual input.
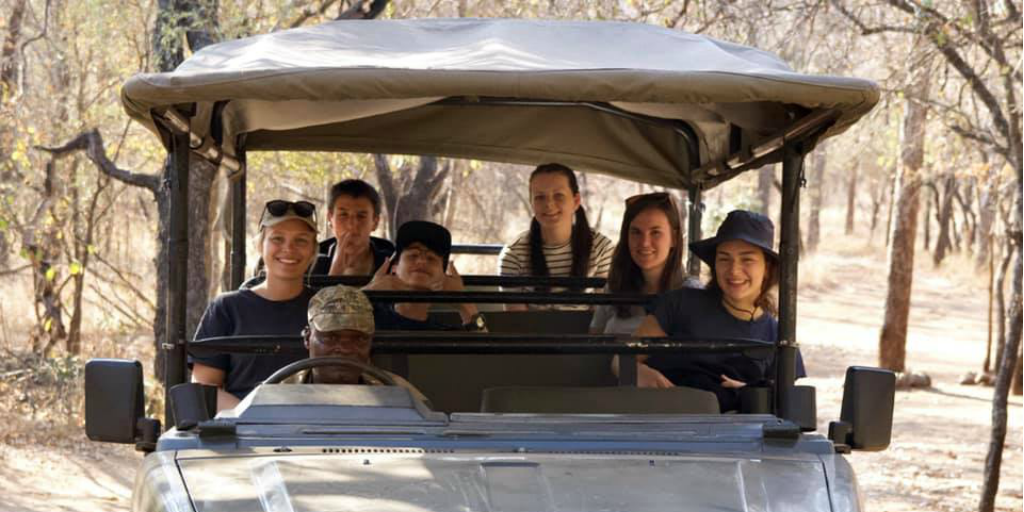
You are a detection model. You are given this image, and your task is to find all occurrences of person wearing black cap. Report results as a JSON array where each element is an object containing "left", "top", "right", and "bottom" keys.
[
  {"left": 363, "top": 220, "right": 487, "bottom": 331},
  {"left": 615, "top": 210, "right": 806, "bottom": 412}
]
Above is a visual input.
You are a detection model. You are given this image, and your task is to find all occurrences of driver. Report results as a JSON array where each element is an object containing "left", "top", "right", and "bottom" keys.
[{"left": 289, "top": 285, "right": 430, "bottom": 405}]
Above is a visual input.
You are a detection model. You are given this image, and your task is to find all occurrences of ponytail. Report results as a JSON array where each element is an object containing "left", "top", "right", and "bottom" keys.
[
  {"left": 570, "top": 208, "right": 593, "bottom": 279},
  {"left": 528, "top": 217, "right": 550, "bottom": 290}
]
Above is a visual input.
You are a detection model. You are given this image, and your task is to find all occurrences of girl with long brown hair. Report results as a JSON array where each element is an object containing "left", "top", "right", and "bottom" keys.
[
  {"left": 591, "top": 192, "right": 685, "bottom": 334},
  {"left": 498, "top": 163, "right": 614, "bottom": 310}
]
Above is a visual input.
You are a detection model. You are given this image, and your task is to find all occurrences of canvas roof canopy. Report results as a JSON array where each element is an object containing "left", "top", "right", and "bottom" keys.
[{"left": 121, "top": 18, "right": 879, "bottom": 189}]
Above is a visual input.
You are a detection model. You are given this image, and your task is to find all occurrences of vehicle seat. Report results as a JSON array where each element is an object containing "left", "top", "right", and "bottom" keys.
[{"left": 480, "top": 386, "right": 720, "bottom": 414}]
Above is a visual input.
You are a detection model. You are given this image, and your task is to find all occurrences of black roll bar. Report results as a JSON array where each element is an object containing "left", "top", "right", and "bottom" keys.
[
  {"left": 362, "top": 290, "right": 652, "bottom": 305},
  {"left": 451, "top": 243, "right": 504, "bottom": 255},
  {"left": 189, "top": 334, "right": 775, "bottom": 356},
  {"left": 775, "top": 144, "right": 803, "bottom": 421},
  {"left": 163, "top": 109, "right": 192, "bottom": 424},
  {"left": 229, "top": 148, "right": 247, "bottom": 289},
  {"left": 306, "top": 275, "right": 607, "bottom": 289}
]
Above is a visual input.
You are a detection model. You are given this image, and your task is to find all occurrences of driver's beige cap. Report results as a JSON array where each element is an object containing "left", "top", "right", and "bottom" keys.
[{"left": 307, "top": 285, "right": 375, "bottom": 335}]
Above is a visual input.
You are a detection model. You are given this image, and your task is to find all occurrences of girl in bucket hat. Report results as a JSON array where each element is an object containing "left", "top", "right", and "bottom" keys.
[
  {"left": 617, "top": 210, "right": 805, "bottom": 412},
  {"left": 191, "top": 200, "right": 320, "bottom": 412}
]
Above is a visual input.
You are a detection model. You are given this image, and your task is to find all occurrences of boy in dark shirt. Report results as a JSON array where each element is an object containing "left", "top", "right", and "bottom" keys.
[{"left": 312, "top": 179, "right": 394, "bottom": 276}]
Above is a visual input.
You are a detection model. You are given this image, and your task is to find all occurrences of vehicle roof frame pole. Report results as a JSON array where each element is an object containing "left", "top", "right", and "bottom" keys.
[
  {"left": 776, "top": 143, "right": 803, "bottom": 419},
  {"left": 164, "top": 111, "right": 191, "bottom": 425},
  {"left": 686, "top": 186, "right": 703, "bottom": 277},
  {"left": 230, "top": 147, "right": 247, "bottom": 289}
]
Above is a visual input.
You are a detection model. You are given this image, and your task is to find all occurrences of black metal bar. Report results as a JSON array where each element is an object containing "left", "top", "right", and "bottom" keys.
[
  {"left": 229, "top": 149, "right": 246, "bottom": 289},
  {"left": 686, "top": 187, "right": 703, "bottom": 277},
  {"left": 305, "top": 275, "right": 607, "bottom": 289},
  {"left": 164, "top": 115, "right": 191, "bottom": 424},
  {"left": 363, "top": 290, "right": 652, "bottom": 305},
  {"left": 776, "top": 144, "right": 803, "bottom": 419},
  {"left": 189, "top": 334, "right": 775, "bottom": 357},
  {"left": 451, "top": 244, "right": 504, "bottom": 255}
]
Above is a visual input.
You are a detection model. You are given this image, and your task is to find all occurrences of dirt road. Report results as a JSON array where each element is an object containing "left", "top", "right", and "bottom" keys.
[{"left": 0, "top": 248, "right": 1020, "bottom": 511}]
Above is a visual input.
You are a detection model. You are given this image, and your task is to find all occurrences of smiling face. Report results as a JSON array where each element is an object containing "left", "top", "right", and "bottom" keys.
[
  {"left": 530, "top": 172, "right": 581, "bottom": 231},
  {"left": 304, "top": 328, "right": 372, "bottom": 384},
  {"left": 393, "top": 242, "right": 445, "bottom": 289},
  {"left": 628, "top": 207, "right": 675, "bottom": 274},
  {"left": 329, "top": 194, "right": 379, "bottom": 249},
  {"left": 714, "top": 239, "right": 767, "bottom": 308},
  {"left": 260, "top": 218, "right": 317, "bottom": 280}
]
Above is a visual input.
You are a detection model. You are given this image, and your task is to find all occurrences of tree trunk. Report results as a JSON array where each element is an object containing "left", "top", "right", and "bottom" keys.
[
  {"left": 1013, "top": 342, "right": 1023, "bottom": 396},
  {"left": 844, "top": 162, "right": 857, "bottom": 235},
  {"left": 993, "top": 247, "right": 1012, "bottom": 371},
  {"left": 884, "top": 170, "right": 896, "bottom": 248},
  {"left": 806, "top": 148, "right": 825, "bottom": 253},
  {"left": 879, "top": 56, "right": 931, "bottom": 372},
  {"left": 147, "top": 0, "right": 220, "bottom": 381},
  {"left": 373, "top": 155, "right": 450, "bottom": 240},
  {"left": 869, "top": 177, "right": 885, "bottom": 242},
  {"left": 933, "top": 173, "right": 956, "bottom": 266},
  {"left": 980, "top": 239, "right": 1022, "bottom": 511},
  {"left": 923, "top": 185, "right": 932, "bottom": 250},
  {"left": 757, "top": 164, "right": 774, "bottom": 216},
  {"left": 975, "top": 167, "right": 998, "bottom": 269},
  {"left": 0, "top": 0, "right": 26, "bottom": 97}
]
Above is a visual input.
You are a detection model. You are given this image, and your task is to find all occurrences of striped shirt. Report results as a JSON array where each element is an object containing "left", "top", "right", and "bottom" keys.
[{"left": 498, "top": 229, "right": 615, "bottom": 309}]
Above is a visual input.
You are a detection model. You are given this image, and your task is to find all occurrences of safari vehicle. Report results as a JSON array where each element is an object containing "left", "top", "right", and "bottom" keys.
[{"left": 84, "top": 18, "right": 895, "bottom": 512}]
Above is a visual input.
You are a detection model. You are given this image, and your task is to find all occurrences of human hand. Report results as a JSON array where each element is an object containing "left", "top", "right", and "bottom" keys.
[
  {"left": 362, "top": 257, "right": 408, "bottom": 291},
  {"left": 637, "top": 364, "right": 674, "bottom": 389},
  {"left": 439, "top": 261, "right": 466, "bottom": 292},
  {"left": 329, "top": 232, "right": 369, "bottom": 276},
  {"left": 720, "top": 374, "right": 747, "bottom": 389}
]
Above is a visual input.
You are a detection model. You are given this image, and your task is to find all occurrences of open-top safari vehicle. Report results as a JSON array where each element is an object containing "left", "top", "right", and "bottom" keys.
[{"left": 84, "top": 18, "right": 895, "bottom": 512}]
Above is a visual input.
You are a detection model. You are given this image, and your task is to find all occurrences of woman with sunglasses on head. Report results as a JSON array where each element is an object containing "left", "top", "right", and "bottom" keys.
[
  {"left": 616, "top": 210, "right": 806, "bottom": 412},
  {"left": 191, "top": 200, "right": 320, "bottom": 411},
  {"left": 590, "top": 193, "right": 686, "bottom": 334},
  {"left": 498, "top": 163, "right": 615, "bottom": 310}
]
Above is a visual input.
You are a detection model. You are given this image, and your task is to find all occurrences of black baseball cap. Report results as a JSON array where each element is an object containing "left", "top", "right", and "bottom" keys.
[
  {"left": 689, "top": 210, "right": 779, "bottom": 266},
  {"left": 393, "top": 221, "right": 452, "bottom": 269}
]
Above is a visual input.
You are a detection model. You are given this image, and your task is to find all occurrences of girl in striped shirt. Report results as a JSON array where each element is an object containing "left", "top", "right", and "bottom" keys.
[{"left": 498, "top": 163, "right": 614, "bottom": 310}]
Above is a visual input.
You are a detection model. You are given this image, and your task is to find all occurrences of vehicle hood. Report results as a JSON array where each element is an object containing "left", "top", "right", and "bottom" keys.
[{"left": 178, "top": 449, "right": 832, "bottom": 511}]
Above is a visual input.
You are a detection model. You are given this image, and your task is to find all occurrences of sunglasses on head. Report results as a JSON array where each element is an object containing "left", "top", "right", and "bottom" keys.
[
  {"left": 264, "top": 200, "right": 316, "bottom": 218},
  {"left": 625, "top": 191, "right": 672, "bottom": 206}
]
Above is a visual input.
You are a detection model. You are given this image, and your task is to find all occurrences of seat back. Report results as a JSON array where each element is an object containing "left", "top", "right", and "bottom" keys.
[
  {"left": 373, "top": 310, "right": 604, "bottom": 412},
  {"left": 480, "top": 386, "right": 720, "bottom": 414}
]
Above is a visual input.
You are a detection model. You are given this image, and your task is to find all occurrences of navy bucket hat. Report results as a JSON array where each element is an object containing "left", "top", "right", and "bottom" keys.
[{"left": 689, "top": 210, "right": 779, "bottom": 266}]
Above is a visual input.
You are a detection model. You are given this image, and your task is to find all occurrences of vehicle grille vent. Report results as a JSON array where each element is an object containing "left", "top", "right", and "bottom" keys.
[
  {"left": 528, "top": 450, "right": 683, "bottom": 456},
  {"left": 320, "top": 447, "right": 455, "bottom": 455}
]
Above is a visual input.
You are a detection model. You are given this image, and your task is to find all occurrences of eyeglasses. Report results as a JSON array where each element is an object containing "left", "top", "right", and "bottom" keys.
[
  {"left": 261, "top": 200, "right": 317, "bottom": 225},
  {"left": 625, "top": 192, "right": 672, "bottom": 207}
]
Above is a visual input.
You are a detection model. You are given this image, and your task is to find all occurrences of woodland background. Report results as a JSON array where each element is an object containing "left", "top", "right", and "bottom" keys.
[{"left": 0, "top": 1, "right": 1020, "bottom": 511}]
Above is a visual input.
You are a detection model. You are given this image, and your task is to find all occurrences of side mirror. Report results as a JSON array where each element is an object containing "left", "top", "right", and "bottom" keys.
[
  {"left": 829, "top": 366, "right": 895, "bottom": 451},
  {"left": 85, "top": 359, "right": 159, "bottom": 450}
]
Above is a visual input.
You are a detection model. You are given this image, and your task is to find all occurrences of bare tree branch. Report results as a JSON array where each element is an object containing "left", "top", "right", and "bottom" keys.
[
  {"left": 34, "top": 129, "right": 160, "bottom": 195},
  {"left": 0, "top": 264, "right": 31, "bottom": 276}
]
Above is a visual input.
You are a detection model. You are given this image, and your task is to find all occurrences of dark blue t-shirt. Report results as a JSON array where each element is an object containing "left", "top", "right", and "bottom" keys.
[
  {"left": 189, "top": 288, "right": 315, "bottom": 399},
  {"left": 373, "top": 304, "right": 460, "bottom": 331},
  {"left": 645, "top": 288, "right": 805, "bottom": 409}
]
